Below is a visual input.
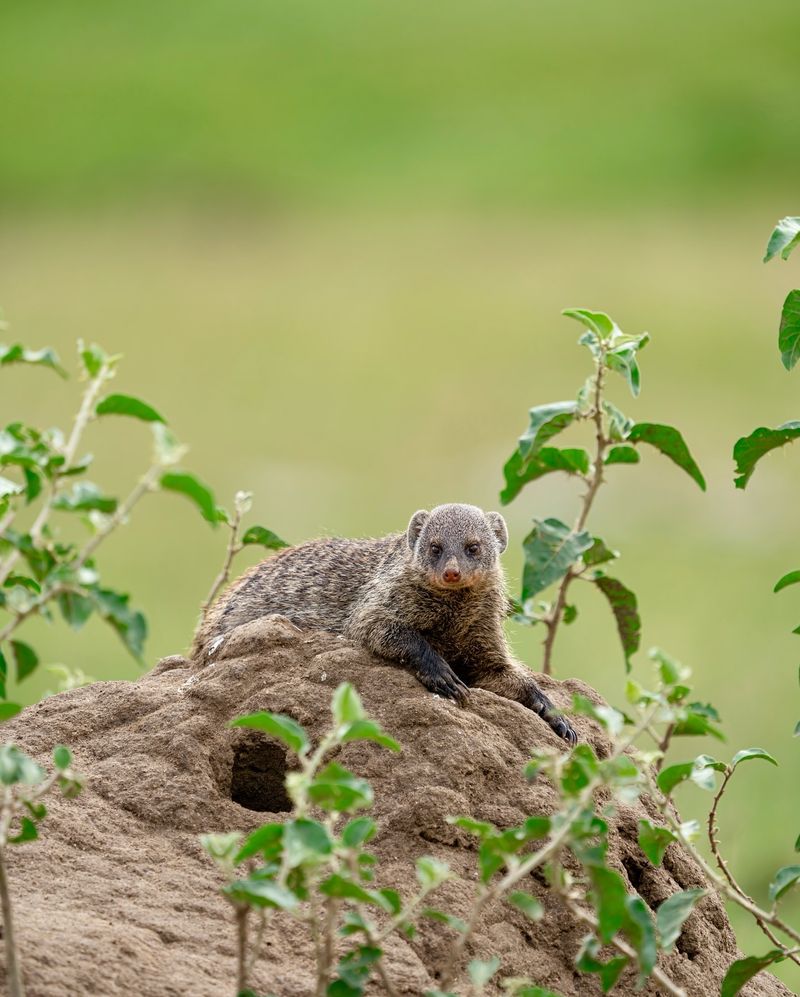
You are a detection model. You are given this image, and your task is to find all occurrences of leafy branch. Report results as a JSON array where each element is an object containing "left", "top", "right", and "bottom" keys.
[{"left": 502, "top": 307, "right": 704, "bottom": 674}]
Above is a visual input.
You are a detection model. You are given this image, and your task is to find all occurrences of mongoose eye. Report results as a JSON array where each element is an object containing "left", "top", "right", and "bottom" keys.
[
  {"left": 429, "top": 543, "right": 442, "bottom": 558},
  {"left": 466, "top": 542, "right": 480, "bottom": 556}
]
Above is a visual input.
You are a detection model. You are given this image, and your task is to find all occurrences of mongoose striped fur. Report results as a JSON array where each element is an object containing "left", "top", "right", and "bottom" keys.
[{"left": 193, "top": 503, "right": 577, "bottom": 745}]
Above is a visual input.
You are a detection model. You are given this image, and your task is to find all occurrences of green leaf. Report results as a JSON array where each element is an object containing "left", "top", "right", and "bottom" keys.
[
  {"left": 95, "top": 393, "right": 165, "bottom": 423},
  {"left": 9, "top": 816, "right": 38, "bottom": 845},
  {"left": 657, "top": 761, "right": 694, "bottom": 796},
  {"left": 332, "top": 945, "right": 382, "bottom": 991},
  {"left": 160, "top": 472, "right": 218, "bottom": 524},
  {"left": 230, "top": 711, "right": 309, "bottom": 756},
  {"left": 628, "top": 422, "right": 706, "bottom": 490},
  {"left": 341, "top": 720, "right": 401, "bottom": 752},
  {"left": 224, "top": 876, "right": 298, "bottom": 910},
  {"left": 731, "top": 747, "right": 777, "bottom": 770},
  {"left": 517, "top": 403, "right": 579, "bottom": 463},
  {"left": 0, "top": 649, "right": 6, "bottom": 699},
  {"left": 733, "top": 421, "right": 800, "bottom": 489},
  {"left": 0, "top": 703, "right": 21, "bottom": 723},
  {"left": 500, "top": 446, "right": 590, "bottom": 506},
  {"left": 604, "top": 445, "right": 639, "bottom": 465},
  {"left": 562, "top": 307, "right": 619, "bottom": 339},
  {"left": 333, "top": 682, "right": 366, "bottom": 726},
  {"left": 235, "top": 824, "right": 283, "bottom": 864},
  {"left": 623, "top": 896, "right": 657, "bottom": 980},
  {"left": 200, "top": 831, "right": 244, "bottom": 865},
  {"left": 0, "top": 344, "right": 67, "bottom": 378},
  {"left": 53, "top": 482, "right": 118, "bottom": 514},
  {"left": 53, "top": 745, "right": 72, "bottom": 771},
  {"left": 721, "top": 951, "right": 787, "bottom": 997},
  {"left": 468, "top": 957, "right": 500, "bottom": 988},
  {"left": 764, "top": 216, "right": 800, "bottom": 262},
  {"left": 606, "top": 340, "right": 646, "bottom": 398},
  {"left": 583, "top": 537, "right": 618, "bottom": 566},
  {"left": 416, "top": 856, "right": 451, "bottom": 890},
  {"left": 774, "top": 570, "right": 800, "bottom": 593},
  {"left": 575, "top": 937, "right": 628, "bottom": 994},
  {"left": 508, "top": 891, "right": 544, "bottom": 922},
  {"left": 593, "top": 576, "right": 640, "bottom": 670},
  {"left": 79, "top": 343, "right": 108, "bottom": 379},
  {"left": 571, "top": 694, "right": 624, "bottom": 737},
  {"left": 283, "top": 818, "right": 333, "bottom": 867},
  {"left": 57, "top": 591, "right": 95, "bottom": 631},
  {"left": 308, "top": 762, "right": 373, "bottom": 812},
  {"left": 768, "top": 865, "right": 800, "bottom": 903},
  {"left": 0, "top": 476, "right": 23, "bottom": 499},
  {"left": 778, "top": 289, "right": 800, "bottom": 371},
  {"left": 638, "top": 820, "right": 677, "bottom": 867},
  {"left": 88, "top": 587, "right": 147, "bottom": 659},
  {"left": 0, "top": 745, "right": 44, "bottom": 785},
  {"left": 319, "top": 874, "right": 378, "bottom": 906},
  {"left": 657, "top": 889, "right": 704, "bottom": 952},
  {"left": 447, "top": 815, "right": 496, "bottom": 839},
  {"left": 603, "top": 401, "right": 634, "bottom": 442},
  {"left": 342, "top": 817, "right": 377, "bottom": 848},
  {"left": 521, "top": 518, "right": 593, "bottom": 601},
  {"left": 562, "top": 743, "right": 600, "bottom": 796},
  {"left": 10, "top": 640, "right": 38, "bottom": 682},
  {"left": 589, "top": 866, "right": 628, "bottom": 943},
  {"left": 241, "top": 525, "right": 289, "bottom": 550}
]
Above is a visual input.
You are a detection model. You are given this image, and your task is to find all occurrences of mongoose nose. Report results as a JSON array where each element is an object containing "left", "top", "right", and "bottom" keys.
[{"left": 443, "top": 567, "right": 461, "bottom": 583}]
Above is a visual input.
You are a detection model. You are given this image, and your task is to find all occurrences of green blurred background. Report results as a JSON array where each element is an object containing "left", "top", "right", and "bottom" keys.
[{"left": 1, "top": 0, "right": 798, "bottom": 984}]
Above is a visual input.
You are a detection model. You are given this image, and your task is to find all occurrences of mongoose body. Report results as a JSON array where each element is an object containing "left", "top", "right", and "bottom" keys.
[{"left": 193, "top": 503, "right": 577, "bottom": 744}]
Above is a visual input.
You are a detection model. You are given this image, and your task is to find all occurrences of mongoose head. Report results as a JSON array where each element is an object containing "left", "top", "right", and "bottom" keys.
[{"left": 406, "top": 503, "right": 508, "bottom": 591}]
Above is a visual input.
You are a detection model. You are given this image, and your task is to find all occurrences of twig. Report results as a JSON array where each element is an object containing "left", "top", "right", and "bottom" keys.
[
  {"left": 647, "top": 769, "right": 800, "bottom": 950},
  {"left": 0, "top": 848, "right": 24, "bottom": 997},
  {"left": 235, "top": 905, "right": 249, "bottom": 995},
  {"left": 202, "top": 506, "right": 244, "bottom": 618},
  {"left": 565, "top": 896, "right": 686, "bottom": 997},
  {"left": 541, "top": 357, "right": 608, "bottom": 675},
  {"left": 706, "top": 768, "right": 800, "bottom": 965}
]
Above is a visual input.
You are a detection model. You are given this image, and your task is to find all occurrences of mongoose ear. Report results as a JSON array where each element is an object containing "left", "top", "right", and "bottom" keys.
[
  {"left": 407, "top": 509, "right": 429, "bottom": 549},
  {"left": 486, "top": 511, "right": 508, "bottom": 553}
]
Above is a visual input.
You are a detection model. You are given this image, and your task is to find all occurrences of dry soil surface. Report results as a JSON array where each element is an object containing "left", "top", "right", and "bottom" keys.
[{"left": 1, "top": 617, "right": 793, "bottom": 997}]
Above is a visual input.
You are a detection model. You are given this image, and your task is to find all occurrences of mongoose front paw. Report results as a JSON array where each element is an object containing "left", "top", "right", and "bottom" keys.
[{"left": 421, "top": 668, "right": 470, "bottom": 705}]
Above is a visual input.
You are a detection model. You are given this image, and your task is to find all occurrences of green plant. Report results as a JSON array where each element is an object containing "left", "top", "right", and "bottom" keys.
[
  {"left": 0, "top": 732, "right": 83, "bottom": 997},
  {"left": 205, "top": 665, "right": 799, "bottom": 996},
  {"left": 500, "top": 308, "right": 705, "bottom": 674},
  {"left": 0, "top": 316, "right": 285, "bottom": 706}
]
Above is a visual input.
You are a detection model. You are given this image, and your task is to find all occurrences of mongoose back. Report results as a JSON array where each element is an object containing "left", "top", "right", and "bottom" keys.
[{"left": 193, "top": 503, "right": 577, "bottom": 744}]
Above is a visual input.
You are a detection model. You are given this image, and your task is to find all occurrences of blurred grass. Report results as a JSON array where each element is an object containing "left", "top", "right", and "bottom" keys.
[
  {"left": 0, "top": 0, "right": 799, "bottom": 213},
  {"left": 1, "top": 0, "right": 799, "bottom": 986}
]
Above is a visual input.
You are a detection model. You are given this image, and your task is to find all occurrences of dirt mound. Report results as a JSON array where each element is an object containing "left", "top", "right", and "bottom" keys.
[{"left": 2, "top": 617, "right": 792, "bottom": 996}]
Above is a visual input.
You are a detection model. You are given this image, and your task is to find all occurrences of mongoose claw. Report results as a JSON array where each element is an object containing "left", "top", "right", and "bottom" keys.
[{"left": 548, "top": 714, "right": 579, "bottom": 746}]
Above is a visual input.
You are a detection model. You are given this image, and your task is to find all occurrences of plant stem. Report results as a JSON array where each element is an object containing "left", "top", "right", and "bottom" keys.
[
  {"left": 0, "top": 360, "right": 111, "bottom": 588},
  {"left": 541, "top": 355, "right": 608, "bottom": 675},
  {"left": 706, "top": 768, "right": 800, "bottom": 965},
  {"left": 73, "top": 464, "right": 161, "bottom": 571},
  {"left": 565, "top": 896, "right": 686, "bottom": 997},
  {"left": 648, "top": 771, "right": 800, "bottom": 951},
  {"left": 202, "top": 509, "right": 244, "bottom": 619},
  {"left": 439, "top": 702, "right": 660, "bottom": 990},
  {"left": 235, "top": 905, "right": 249, "bottom": 995},
  {"left": 0, "top": 849, "right": 24, "bottom": 997}
]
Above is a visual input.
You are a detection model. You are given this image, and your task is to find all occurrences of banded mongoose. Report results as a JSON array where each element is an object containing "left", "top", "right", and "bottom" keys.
[{"left": 193, "top": 503, "right": 578, "bottom": 745}]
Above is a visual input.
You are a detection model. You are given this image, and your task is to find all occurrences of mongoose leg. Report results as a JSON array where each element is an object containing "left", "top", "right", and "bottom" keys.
[
  {"left": 466, "top": 654, "right": 578, "bottom": 746},
  {"left": 360, "top": 625, "right": 470, "bottom": 705}
]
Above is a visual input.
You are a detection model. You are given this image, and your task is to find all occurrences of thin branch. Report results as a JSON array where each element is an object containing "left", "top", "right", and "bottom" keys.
[
  {"left": 706, "top": 768, "right": 800, "bottom": 966},
  {"left": 565, "top": 896, "right": 686, "bottom": 997},
  {"left": 201, "top": 509, "right": 244, "bottom": 619},
  {"left": 541, "top": 356, "right": 608, "bottom": 675},
  {"left": 647, "top": 770, "right": 800, "bottom": 950}
]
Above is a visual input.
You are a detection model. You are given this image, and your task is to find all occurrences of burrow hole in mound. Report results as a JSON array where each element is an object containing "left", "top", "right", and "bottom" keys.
[{"left": 230, "top": 737, "right": 292, "bottom": 813}]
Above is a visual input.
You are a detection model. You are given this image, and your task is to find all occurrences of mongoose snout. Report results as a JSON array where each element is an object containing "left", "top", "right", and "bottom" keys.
[{"left": 192, "top": 502, "right": 578, "bottom": 746}]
